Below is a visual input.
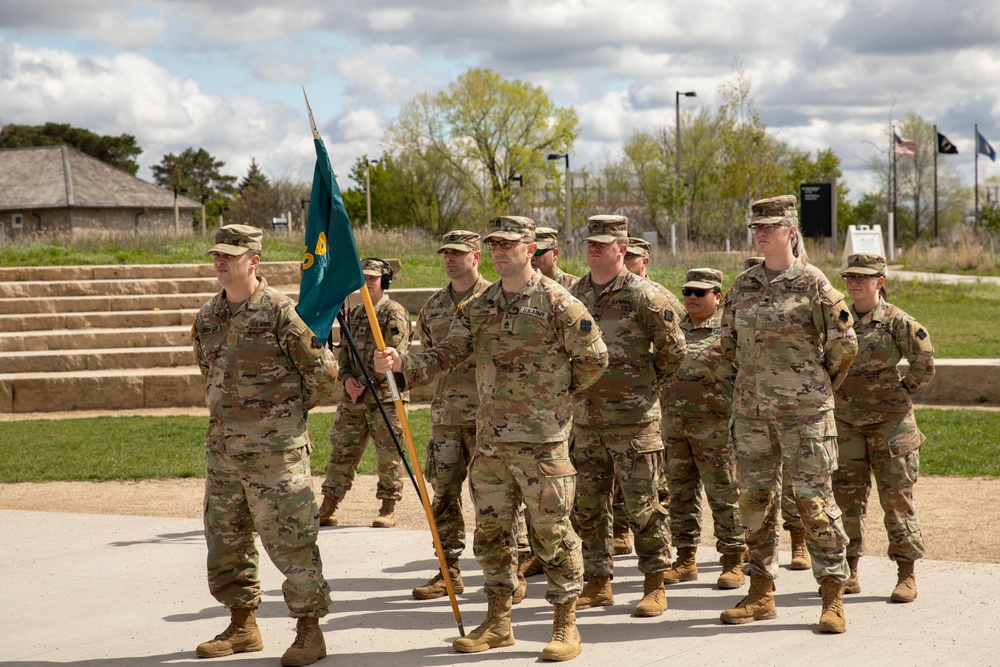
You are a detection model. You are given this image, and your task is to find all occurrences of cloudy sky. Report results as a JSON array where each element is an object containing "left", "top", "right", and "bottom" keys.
[{"left": 2, "top": 0, "right": 999, "bottom": 200}]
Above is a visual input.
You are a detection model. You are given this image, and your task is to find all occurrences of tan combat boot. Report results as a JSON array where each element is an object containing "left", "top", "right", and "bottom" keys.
[
  {"left": 662, "top": 546, "right": 698, "bottom": 584},
  {"left": 844, "top": 556, "right": 861, "bottom": 594},
  {"left": 318, "top": 495, "right": 338, "bottom": 527},
  {"left": 371, "top": 499, "right": 396, "bottom": 528},
  {"left": 280, "top": 617, "right": 326, "bottom": 666},
  {"left": 520, "top": 553, "right": 545, "bottom": 578},
  {"left": 453, "top": 592, "right": 515, "bottom": 653},
  {"left": 612, "top": 525, "right": 633, "bottom": 556},
  {"left": 196, "top": 607, "right": 264, "bottom": 658},
  {"left": 890, "top": 559, "right": 917, "bottom": 603},
  {"left": 634, "top": 571, "right": 667, "bottom": 617},
  {"left": 717, "top": 548, "right": 747, "bottom": 590},
  {"left": 541, "top": 600, "right": 582, "bottom": 661},
  {"left": 575, "top": 575, "right": 613, "bottom": 609},
  {"left": 413, "top": 558, "right": 464, "bottom": 600},
  {"left": 789, "top": 528, "right": 811, "bottom": 570},
  {"left": 720, "top": 574, "right": 777, "bottom": 624},
  {"left": 818, "top": 577, "right": 847, "bottom": 633}
]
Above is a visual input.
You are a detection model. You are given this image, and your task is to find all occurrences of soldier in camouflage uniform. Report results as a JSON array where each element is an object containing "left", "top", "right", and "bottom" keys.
[
  {"left": 618, "top": 236, "right": 685, "bottom": 553},
  {"left": 411, "top": 231, "right": 491, "bottom": 601},
  {"left": 319, "top": 258, "right": 411, "bottom": 529},
  {"left": 531, "top": 226, "right": 579, "bottom": 289},
  {"left": 375, "top": 215, "right": 608, "bottom": 662},
  {"left": 661, "top": 268, "right": 747, "bottom": 590},
  {"left": 719, "top": 195, "right": 857, "bottom": 634},
  {"left": 570, "top": 216, "right": 686, "bottom": 618},
  {"left": 192, "top": 225, "right": 338, "bottom": 666},
  {"left": 745, "top": 258, "right": 812, "bottom": 571},
  {"left": 833, "top": 253, "right": 934, "bottom": 603}
]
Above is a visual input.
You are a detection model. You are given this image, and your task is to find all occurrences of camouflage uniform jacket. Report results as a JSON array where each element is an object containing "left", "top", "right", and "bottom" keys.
[
  {"left": 337, "top": 293, "right": 411, "bottom": 403},
  {"left": 553, "top": 268, "right": 579, "bottom": 290},
  {"left": 416, "top": 275, "right": 491, "bottom": 426},
  {"left": 649, "top": 279, "right": 687, "bottom": 320},
  {"left": 661, "top": 310, "right": 733, "bottom": 420},
  {"left": 401, "top": 270, "right": 608, "bottom": 445},
  {"left": 720, "top": 257, "right": 857, "bottom": 419},
  {"left": 192, "top": 277, "right": 339, "bottom": 454},
  {"left": 570, "top": 265, "right": 686, "bottom": 427},
  {"left": 835, "top": 298, "right": 934, "bottom": 427}
]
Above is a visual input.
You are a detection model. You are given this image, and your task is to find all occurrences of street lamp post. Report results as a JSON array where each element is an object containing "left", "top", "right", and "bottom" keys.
[
  {"left": 547, "top": 153, "right": 571, "bottom": 243},
  {"left": 675, "top": 90, "right": 696, "bottom": 246},
  {"left": 365, "top": 157, "right": 379, "bottom": 232}
]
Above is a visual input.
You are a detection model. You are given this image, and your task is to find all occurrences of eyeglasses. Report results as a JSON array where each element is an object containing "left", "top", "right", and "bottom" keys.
[
  {"left": 484, "top": 239, "right": 522, "bottom": 251},
  {"left": 749, "top": 223, "right": 790, "bottom": 234},
  {"left": 681, "top": 288, "right": 715, "bottom": 298},
  {"left": 533, "top": 248, "right": 552, "bottom": 257}
]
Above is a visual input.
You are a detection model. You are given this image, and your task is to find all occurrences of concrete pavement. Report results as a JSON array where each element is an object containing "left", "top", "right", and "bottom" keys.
[{"left": 3, "top": 509, "right": 998, "bottom": 666}]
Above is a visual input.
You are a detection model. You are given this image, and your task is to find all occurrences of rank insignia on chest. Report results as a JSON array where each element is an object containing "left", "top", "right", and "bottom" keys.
[{"left": 580, "top": 319, "right": 593, "bottom": 332}]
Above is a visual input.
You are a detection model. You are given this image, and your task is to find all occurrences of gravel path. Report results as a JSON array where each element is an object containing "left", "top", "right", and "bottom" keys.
[{"left": 1, "top": 473, "right": 997, "bottom": 563}]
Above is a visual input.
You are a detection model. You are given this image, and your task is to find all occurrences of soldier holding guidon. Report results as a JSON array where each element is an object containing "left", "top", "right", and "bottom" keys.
[
  {"left": 375, "top": 215, "right": 608, "bottom": 661},
  {"left": 832, "top": 253, "right": 934, "bottom": 603}
]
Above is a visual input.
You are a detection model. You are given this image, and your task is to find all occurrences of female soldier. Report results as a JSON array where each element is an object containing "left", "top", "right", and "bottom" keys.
[
  {"left": 718, "top": 194, "right": 857, "bottom": 633},
  {"left": 833, "top": 253, "right": 934, "bottom": 603}
]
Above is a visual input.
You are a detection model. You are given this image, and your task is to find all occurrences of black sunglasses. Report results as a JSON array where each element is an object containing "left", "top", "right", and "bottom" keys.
[
  {"left": 682, "top": 288, "right": 714, "bottom": 298},
  {"left": 533, "top": 248, "right": 552, "bottom": 257}
]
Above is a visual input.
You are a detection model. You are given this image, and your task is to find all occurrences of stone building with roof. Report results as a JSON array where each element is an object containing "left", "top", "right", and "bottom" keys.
[{"left": 0, "top": 145, "right": 200, "bottom": 238}]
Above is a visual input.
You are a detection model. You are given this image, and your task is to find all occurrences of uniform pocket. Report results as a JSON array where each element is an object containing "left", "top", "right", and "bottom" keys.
[{"left": 538, "top": 457, "right": 576, "bottom": 518}]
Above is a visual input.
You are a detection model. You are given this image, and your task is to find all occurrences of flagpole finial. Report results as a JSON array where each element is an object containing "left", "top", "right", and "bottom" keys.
[{"left": 302, "top": 86, "right": 320, "bottom": 140}]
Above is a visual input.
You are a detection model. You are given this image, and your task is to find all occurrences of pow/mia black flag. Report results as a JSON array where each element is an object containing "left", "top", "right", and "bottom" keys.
[{"left": 937, "top": 131, "right": 959, "bottom": 155}]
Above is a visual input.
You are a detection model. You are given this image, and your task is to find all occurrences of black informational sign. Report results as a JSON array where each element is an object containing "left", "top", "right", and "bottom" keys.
[{"left": 800, "top": 183, "right": 833, "bottom": 238}]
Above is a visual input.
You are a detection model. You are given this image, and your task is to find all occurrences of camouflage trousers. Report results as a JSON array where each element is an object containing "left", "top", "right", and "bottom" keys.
[
  {"left": 321, "top": 400, "right": 406, "bottom": 503},
  {"left": 780, "top": 466, "right": 803, "bottom": 531},
  {"left": 662, "top": 413, "right": 745, "bottom": 554},
  {"left": 732, "top": 412, "right": 849, "bottom": 583},
  {"left": 832, "top": 414, "right": 925, "bottom": 562},
  {"left": 204, "top": 445, "right": 331, "bottom": 617},
  {"left": 571, "top": 422, "right": 671, "bottom": 577},
  {"left": 424, "top": 424, "right": 476, "bottom": 559},
  {"left": 470, "top": 439, "right": 583, "bottom": 604}
]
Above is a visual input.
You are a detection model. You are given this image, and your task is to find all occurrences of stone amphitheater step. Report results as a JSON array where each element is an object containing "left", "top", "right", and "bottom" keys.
[
  {"left": 0, "top": 326, "right": 191, "bottom": 352},
  {"left": 0, "top": 262, "right": 302, "bottom": 282},
  {"left": 0, "top": 309, "right": 199, "bottom": 333},
  {"left": 0, "top": 346, "right": 194, "bottom": 374}
]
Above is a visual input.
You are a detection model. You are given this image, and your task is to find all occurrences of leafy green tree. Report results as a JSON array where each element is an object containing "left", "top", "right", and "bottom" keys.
[
  {"left": 387, "top": 67, "right": 578, "bottom": 224},
  {"left": 151, "top": 147, "right": 237, "bottom": 228},
  {"left": 0, "top": 122, "right": 142, "bottom": 174}
]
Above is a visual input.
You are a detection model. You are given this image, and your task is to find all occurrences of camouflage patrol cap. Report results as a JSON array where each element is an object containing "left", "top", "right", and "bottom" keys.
[
  {"left": 750, "top": 194, "right": 798, "bottom": 227},
  {"left": 208, "top": 224, "right": 263, "bottom": 256},
  {"left": 683, "top": 267, "right": 724, "bottom": 292},
  {"left": 842, "top": 253, "right": 886, "bottom": 277},
  {"left": 585, "top": 215, "right": 628, "bottom": 243},
  {"left": 361, "top": 257, "right": 392, "bottom": 277},
  {"left": 484, "top": 216, "right": 536, "bottom": 242},
  {"left": 744, "top": 256, "right": 764, "bottom": 270},
  {"left": 534, "top": 227, "right": 560, "bottom": 250},
  {"left": 625, "top": 237, "right": 652, "bottom": 258},
  {"left": 437, "top": 229, "right": 480, "bottom": 253}
]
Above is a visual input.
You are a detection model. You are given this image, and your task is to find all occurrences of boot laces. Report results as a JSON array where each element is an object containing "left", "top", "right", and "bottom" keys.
[
  {"left": 552, "top": 605, "right": 571, "bottom": 642},
  {"left": 290, "top": 620, "right": 316, "bottom": 649},
  {"left": 821, "top": 584, "right": 844, "bottom": 615}
]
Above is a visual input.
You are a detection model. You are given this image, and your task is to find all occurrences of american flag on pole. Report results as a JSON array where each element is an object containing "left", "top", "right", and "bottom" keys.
[{"left": 894, "top": 132, "right": 917, "bottom": 156}]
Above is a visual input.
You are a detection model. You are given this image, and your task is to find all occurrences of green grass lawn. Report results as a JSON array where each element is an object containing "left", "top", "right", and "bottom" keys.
[{"left": 0, "top": 407, "right": 996, "bottom": 483}]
